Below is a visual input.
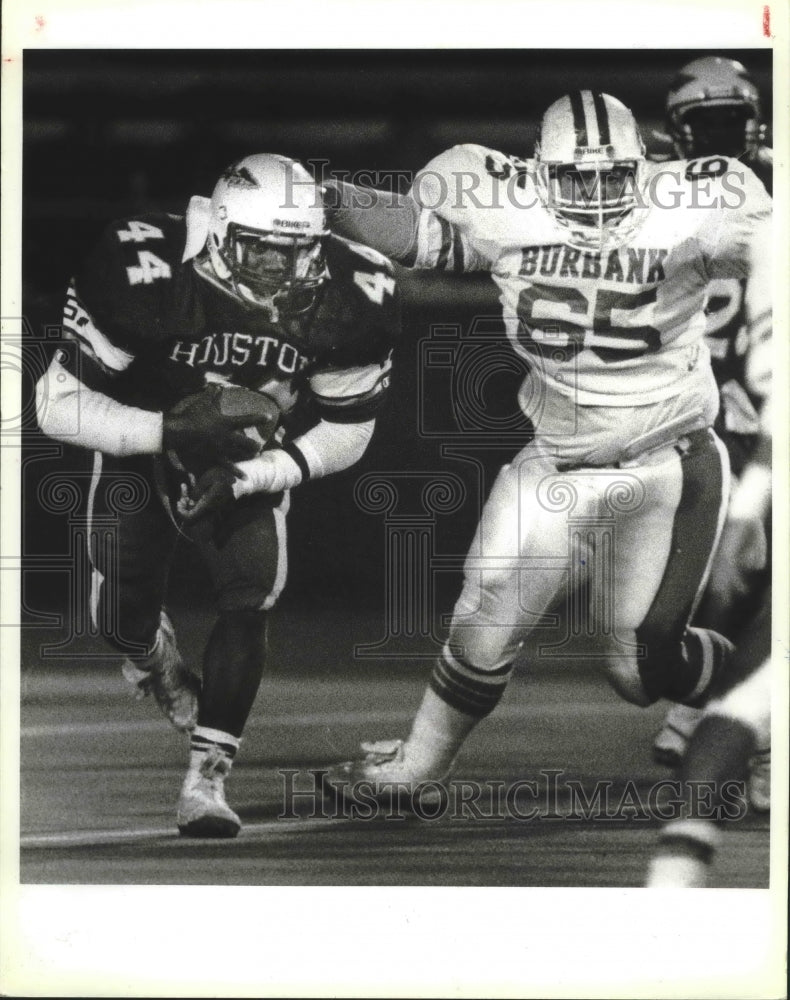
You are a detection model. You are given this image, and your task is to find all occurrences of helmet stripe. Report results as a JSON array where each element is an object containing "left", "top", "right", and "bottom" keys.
[
  {"left": 581, "top": 90, "right": 600, "bottom": 146},
  {"left": 592, "top": 92, "right": 611, "bottom": 146},
  {"left": 569, "top": 91, "right": 588, "bottom": 145}
]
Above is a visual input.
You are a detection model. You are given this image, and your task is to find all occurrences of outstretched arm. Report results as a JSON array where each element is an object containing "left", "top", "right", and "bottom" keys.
[{"left": 323, "top": 180, "right": 422, "bottom": 265}]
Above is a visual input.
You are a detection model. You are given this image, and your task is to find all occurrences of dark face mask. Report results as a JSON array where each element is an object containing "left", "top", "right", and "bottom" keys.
[{"left": 682, "top": 105, "right": 754, "bottom": 158}]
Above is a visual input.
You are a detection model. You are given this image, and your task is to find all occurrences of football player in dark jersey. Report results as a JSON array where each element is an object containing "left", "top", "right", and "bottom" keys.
[
  {"left": 36, "top": 153, "right": 400, "bottom": 837},
  {"left": 650, "top": 56, "right": 772, "bottom": 192},
  {"left": 647, "top": 323, "right": 772, "bottom": 887},
  {"left": 648, "top": 59, "right": 773, "bottom": 804}
]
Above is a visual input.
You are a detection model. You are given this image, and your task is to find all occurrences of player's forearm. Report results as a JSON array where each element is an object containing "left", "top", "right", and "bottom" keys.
[
  {"left": 323, "top": 180, "right": 420, "bottom": 264},
  {"left": 36, "top": 363, "right": 163, "bottom": 455},
  {"left": 294, "top": 417, "right": 375, "bottom": 478},
  {"left": 232, "top": 419, "right": 375, "bottom": 497}
]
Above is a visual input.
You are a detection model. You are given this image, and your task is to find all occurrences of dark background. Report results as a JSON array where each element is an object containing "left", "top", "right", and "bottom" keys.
[{"left": 20, "top": 48, "right": 773, "bottom": 628}]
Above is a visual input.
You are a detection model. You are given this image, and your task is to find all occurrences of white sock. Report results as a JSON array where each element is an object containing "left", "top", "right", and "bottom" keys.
[
  {"left": 404, "top": 687, "right": 479, "bottom": 775},
  {"left": 664, "top": 702, "right": 704, "bottom": 737},
  {"left": 645, "top": 853, "right": 710, "bottom": 889},
  {"left": 189, "top": 726, "right": 240, "bottom": 770}
]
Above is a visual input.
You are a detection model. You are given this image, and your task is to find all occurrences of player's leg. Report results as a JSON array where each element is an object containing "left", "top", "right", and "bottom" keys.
[
  {"left": 600, "top": 430, "right": 733, "bottom": 709},
  {"left": 651, "top": 428, "right": 768, "bottom": 765},
  {"left": 652, "top": 703, "right": 706, "bottom": 767},
  {"left": 89, "top": 453, "right": 199, "bottom": 732},
  {"left": 177, "top": 492, "right": 288, "bottom": 837},
  {"left": 330, "top": 445, "right": 587, "bottom": 792},
  {"left": 646, "top": 598, "right": 771, "bottom": 887}
]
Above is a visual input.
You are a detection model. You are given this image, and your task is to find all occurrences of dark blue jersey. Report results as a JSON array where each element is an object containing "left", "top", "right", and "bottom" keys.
[{"left": 61, "top": 212, "right": 400, "bottom": 431}]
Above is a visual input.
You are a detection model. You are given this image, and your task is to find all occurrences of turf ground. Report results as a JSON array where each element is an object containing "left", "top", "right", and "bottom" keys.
[{"left": 19, "top": 603, "right": 770, "bottom": 888}]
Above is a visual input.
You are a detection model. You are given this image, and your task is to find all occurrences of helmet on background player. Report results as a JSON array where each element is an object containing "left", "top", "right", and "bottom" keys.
[
  {"left": 535, "top": 91, "right": 647, "bottom": 253},
  {"left": 666, "top": 56, "right": 765, "bottom": 159},
  {"left": 205, "top": 153, "right": 329, "bottom": 314}
]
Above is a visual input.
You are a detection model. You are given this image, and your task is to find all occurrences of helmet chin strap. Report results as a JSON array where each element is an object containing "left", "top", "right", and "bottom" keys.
[
  {"left": 191, "top": 256, "right": 282, "bottom": 322},
  {"left": 235, "top": 282, "right": 281, "bottom": 323}
]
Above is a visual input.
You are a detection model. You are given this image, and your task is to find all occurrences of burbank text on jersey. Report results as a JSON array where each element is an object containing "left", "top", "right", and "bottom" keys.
[{"left": 320, "top": 91, "right": 771, "bottom": 827}]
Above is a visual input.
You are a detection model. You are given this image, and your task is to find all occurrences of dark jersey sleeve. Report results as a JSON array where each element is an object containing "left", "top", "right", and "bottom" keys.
[
  {"left": 306, "top": 235, "right": 401, "bottom": 423},
  {"left": 61, "top": 214, "right": 186, "bottom": 390}
]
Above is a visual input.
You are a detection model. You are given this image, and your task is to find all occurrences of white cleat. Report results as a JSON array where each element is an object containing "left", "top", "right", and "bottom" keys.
[
  {"left": 748, "top": 749, "right": 771, "bottom": 813},
  {"left": 177, "top": 747, "right": 241, "bottom": 838},
  {"left": 324, "top": 739, "right": 448, "bottom": 809},
  {"left": 652, "top": 703, "right": 703, "bottom": 768},
  {"left": 122, "top": 610, "right": 200, "bottom": 733}
]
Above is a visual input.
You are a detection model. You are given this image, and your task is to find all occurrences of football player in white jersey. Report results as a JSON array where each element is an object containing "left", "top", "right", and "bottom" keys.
[
  {"left": 322, "top": 91, "right": 771, "bottom": 800},
  {"left": 648, "top": 57, "right": 772, "bottom": 801}
]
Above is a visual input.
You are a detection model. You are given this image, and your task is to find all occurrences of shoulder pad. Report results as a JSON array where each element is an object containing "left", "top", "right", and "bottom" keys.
[
  {"left": 412, "top": 144, "right": 532, "bottom": 217},
  {"left": 73, "top": 213, "right": 186, "bottom": 352},
  {"left": 312, "top": 235, "right": 400, "bottom": 365},
  {"left": 679, "top": 154, "right": 744, "bottom": 180},
  {"left": 693, "top": 156, "right": 771, "bottom": 206}
]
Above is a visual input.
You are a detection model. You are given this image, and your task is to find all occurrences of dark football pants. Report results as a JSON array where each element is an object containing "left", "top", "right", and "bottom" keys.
[{"left": 86, "top": 453, "right": 287, "bottom": 655}]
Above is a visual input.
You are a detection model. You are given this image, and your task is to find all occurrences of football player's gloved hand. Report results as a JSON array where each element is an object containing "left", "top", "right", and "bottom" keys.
[
  {"left": 176, "top": 466, "right": 239, "bottom": 525},
  {"left": 162, "top": 385, "right": 280, "bottom": 468}
]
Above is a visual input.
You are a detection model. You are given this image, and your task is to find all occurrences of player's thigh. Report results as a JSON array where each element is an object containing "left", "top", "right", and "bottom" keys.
[
  {"left": 612, "top": 434, "right": 728, "bottom": 634},
  {"left": 608, "top": 459, "right": 683, "bottom": 630},
  {"left": 195, "top": 493, "right": 288, "bottom": 612},
  {"left": 88, "top": 453, "right": 178, "bottom": 645},
  {"left": 458, "top": 445, "right": 596, "bottom": 627}
]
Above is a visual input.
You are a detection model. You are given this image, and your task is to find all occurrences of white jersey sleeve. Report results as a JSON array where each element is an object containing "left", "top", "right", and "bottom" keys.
[{"left": 409, "top": 145, "right": 512, "bottom": 272}]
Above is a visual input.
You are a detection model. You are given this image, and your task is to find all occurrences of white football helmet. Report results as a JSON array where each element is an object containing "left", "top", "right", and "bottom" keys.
[
  {"left": 535, "top": 91, "right": 647, "bottom": 253},
  {"left": 666, "top": 57, "right": 765, "bottom": 159},
  {"left": 206, "top": 153, "right": 328, "bottom": 313}
]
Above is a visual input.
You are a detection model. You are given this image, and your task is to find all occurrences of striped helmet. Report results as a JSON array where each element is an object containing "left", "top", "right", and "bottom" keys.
[{"left": 535, "top": 91, "right": 647, "bottom": 253}]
